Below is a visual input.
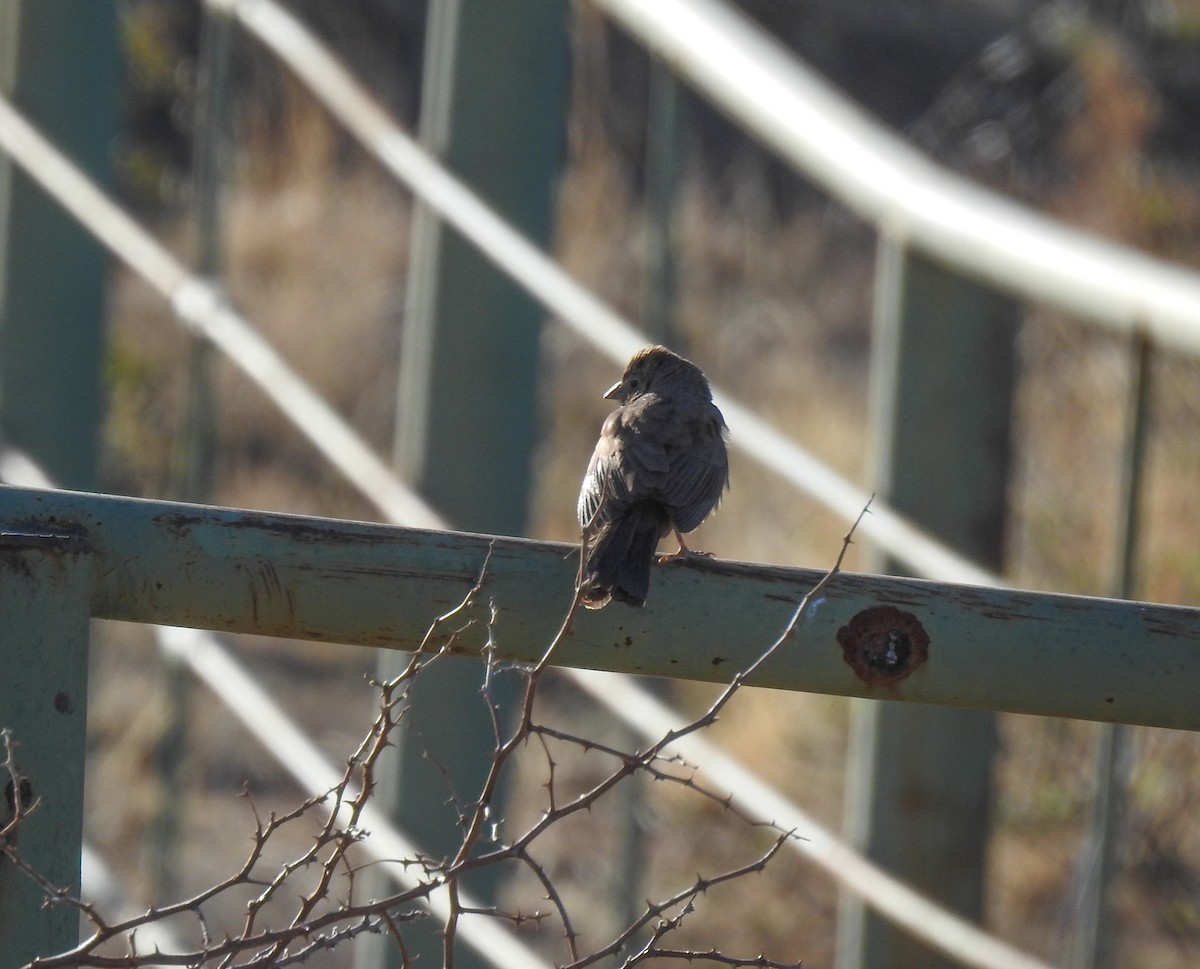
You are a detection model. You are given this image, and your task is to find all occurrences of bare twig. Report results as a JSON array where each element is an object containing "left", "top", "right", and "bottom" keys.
[{"left": 562, "top": 834, "right": 793, "bottom": 969}]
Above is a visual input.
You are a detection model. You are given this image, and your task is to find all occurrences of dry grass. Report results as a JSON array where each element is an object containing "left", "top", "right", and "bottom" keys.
[{"left": 80, "top": 15, "right": 1200, "bottom": 969}]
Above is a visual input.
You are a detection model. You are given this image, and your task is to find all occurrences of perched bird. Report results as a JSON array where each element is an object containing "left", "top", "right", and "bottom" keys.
[{"left": 576, "top": 345, "right": 729, "bottom": 609}]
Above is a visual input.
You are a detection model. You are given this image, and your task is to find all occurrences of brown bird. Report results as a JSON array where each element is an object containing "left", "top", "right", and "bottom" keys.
[{"left": 576, "top": 345, "right": 729, "bottom": 609}]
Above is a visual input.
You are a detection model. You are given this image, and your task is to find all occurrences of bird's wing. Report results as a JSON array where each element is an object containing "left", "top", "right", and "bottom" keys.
[
  {"left": 577, "top": 403, "right": 670, "bottom": 527},
  {"left": 665, "top": 408, "right": 730, "bottom": 533}
]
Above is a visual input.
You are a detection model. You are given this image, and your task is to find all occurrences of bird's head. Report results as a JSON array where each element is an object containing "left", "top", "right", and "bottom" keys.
[{"left": 603, "top": 345, "right": 712, "bottom": 403}]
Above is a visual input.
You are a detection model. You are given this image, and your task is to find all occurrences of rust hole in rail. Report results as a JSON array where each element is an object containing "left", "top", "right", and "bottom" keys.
[{"left": 836, "top": 605, "right": 929, "bottom": 687}]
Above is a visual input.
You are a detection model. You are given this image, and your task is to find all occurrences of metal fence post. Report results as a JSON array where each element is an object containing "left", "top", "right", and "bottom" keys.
[
  {"left": 0, "top": 0, "right": 116, "bottom": 489},
  {"left": 360, "top": 3, "right": 568, "bottom": 968},
  {"left": 1069, "top": 331, "right": 1153, "bottom": 968},
  {"left": 0, "top": 528, "right": 93, "bottom": 969},
  {"left": 643, "top": 56, "right": 683, "bottom": 343},
  {"left": 838, "top": 237, "right": 1019, "bottom": 969},
  {"left": 393, "top": 0, "right": 567, "bottom": 519},
  {"left": 146, "top": 4, "right": 234, "bottom": 906}
]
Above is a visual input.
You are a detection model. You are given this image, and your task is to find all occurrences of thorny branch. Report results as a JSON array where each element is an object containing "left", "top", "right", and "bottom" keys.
[{"left": 3, "top": 506, "right": 869, "bottom": 969}]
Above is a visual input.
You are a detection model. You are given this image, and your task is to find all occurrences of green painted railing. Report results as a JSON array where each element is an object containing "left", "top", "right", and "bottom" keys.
[{"left": 4, "top": 484, "right": 1199, "bottom": 730}]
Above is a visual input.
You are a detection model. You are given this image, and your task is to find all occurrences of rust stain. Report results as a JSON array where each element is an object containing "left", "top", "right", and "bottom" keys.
[
  {"left": 229, "top": 557, "right": 299, "bottom": 628},
  {"left": 836, "top": 605, "right": 929, "bottom": 687},
  {"left": 154, "top": 512, "right": 205, "bottom": 539},
  {"left": 241, "top": 563, "right": 260, "bottom": 624}
]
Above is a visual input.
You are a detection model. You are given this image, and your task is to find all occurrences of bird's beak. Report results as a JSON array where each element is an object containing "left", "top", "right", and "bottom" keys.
[{"left": 603, "top": 381, "right": 623, "bottom": 400}]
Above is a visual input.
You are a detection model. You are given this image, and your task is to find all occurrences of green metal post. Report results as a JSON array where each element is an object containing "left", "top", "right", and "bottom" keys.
[
  {"left": 1069, "top": 332, "right": 1152, "bottom": 969},
  {"left": 604, "top": 56, "right": 687, "bottom": 936},
  {"left": 839, "top": 239, "right": 1019, "bottom": 968},
  {"left": 365, "top": 4, "right": 568, "bottom": 968},
  {"left": 175, "top": 5, "right": 231, "bottom": 504},
  {"left": 0, "top": 527, "right": 92, "bottom": 969},
  {"left": 0, "top": 4, "right": 14, "bottom": 287},
  {"left": 642, "top": 57, "right": 682, "bottom": 343},
  {"left": 149, "top": 5, "right": 234, "bottom": 906},
  {"left": 393, "top": 0, "right": 567, "bottom": 518},
  {"left": 0, "top": 0, "right": 116, "bottom": 489}
]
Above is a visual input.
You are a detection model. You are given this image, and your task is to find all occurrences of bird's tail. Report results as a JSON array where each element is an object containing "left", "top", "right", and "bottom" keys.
[{"left": 579, "top": 501, "right": 669, "bottom": 609}]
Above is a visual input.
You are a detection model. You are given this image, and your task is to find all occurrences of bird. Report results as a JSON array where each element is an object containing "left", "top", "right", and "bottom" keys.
[{"left": 576, "top": 345, "right": 729, "bottom": 609}]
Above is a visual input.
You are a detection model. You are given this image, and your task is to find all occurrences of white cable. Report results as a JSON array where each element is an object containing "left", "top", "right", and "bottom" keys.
[
  {"left": 214, "top": 0, "right": 999, "bottom": 587},
  {"left": 81, "top": 844, "right": 186, "bottom": 965},
  {"left": 593, "top": 0, "right": 1200, "bottom": 355},
  {"left": 0, "top": 96, "right": 442, "bottom": 532},
  {"left": 156, "top": 625, "right": 554, "bottom": 969},
  {"left": 0, "top": 448, "right": 54, "bottom": 489},
  {"left": 0, "top": 452, "right": 535, "bottom": 968},
  {"left": 0, "top": 15, "right": 998, "bottom": 584},
  {"left": 570, "top": 669, "right": 1055, "bottom": 969}
]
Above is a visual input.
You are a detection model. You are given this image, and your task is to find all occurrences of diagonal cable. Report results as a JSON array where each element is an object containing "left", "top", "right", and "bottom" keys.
[{"left": 206, "top": 0, "right": 1001, "bottom": 587}]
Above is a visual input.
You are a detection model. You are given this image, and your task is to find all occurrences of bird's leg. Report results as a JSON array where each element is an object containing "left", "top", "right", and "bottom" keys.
[{"left": 656, "top": 529, "right": 715, "bottom": 563}]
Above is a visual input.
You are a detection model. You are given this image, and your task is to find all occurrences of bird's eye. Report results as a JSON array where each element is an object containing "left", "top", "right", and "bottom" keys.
[{"left": 627, "top": 376, "right": 641, "bottom": 390}]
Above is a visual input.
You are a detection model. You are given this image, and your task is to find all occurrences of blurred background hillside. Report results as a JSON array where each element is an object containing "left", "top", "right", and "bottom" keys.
[{"left": 39, "top": 0, "right": 1200, "bottom": 966}]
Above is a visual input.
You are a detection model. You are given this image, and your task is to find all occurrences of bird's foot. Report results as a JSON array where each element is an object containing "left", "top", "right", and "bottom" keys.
[
  {"left": 656, "top": 548, "right": 714, "bottom": 564},
  {"left": 656, "top": 531, "right": 715, "bottom": 564}
]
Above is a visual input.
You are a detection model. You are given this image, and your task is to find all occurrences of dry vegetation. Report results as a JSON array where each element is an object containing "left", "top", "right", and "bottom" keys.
[{"left": 63, "top": 5, "right": 1200, "bottom": 969}]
